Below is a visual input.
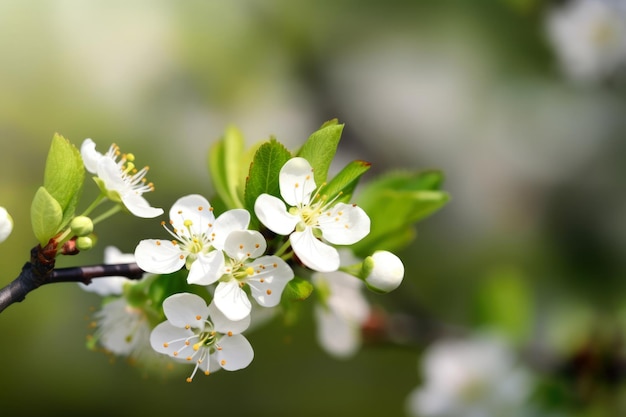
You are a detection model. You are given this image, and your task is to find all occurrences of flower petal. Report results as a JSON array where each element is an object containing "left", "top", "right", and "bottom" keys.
[
  {"left": 97, "top": 157, "right": 127, "bottom": 193},
  {"left": 0, "top": 206, "right": 13, "bottom": 244},
  {"left": 169, "top": 194, "right": 215, "bottom": 237},
  {"left": 80, "top": 138, "right": 102, "bottom": 173},
  {"left": 318, "top": 203, "right": 370, "bottom": 245},
  {"left": 121, "top": 192, "right": 164, "bottom": 218},
  {"left": 162, "top": 292, "right": 210, "bottom": 329},
  {"left": 290, "top": 228, "right": 340, "bottom": 272},
  {"left": 223, "top": 230, "right": 266, "bottom": 261},
  {"left": 187, "top": 250, "right": 225, "bottom": 286},
  {"left": 134, "top": 239, "right": 186, "bottom": 274},
  {"left": 213, "top": 279, "right": 252, "bottom": 321},
  {"left": 254, "top": 194, "right": 299, "bottom": 235},
  {"left": 247, "top": 256, "right": 294, "bottom": 307},
  {"left": 211, "top": 209, "right": 251, "bottom": 250},
  {"left": 314, "top": 305, "right": 361, "bottom": 358},
  {"left": 279, "top": 157, "right": 316, "bottom": 207},
  {"left": 216, "top": 334, "right": 254, "bottom": 371},
  {"left": 150, "top": 321, "right": 195, "bottom": 356},
  {"left": 208, "top": 301, "right": 250, "bottom": 335}
]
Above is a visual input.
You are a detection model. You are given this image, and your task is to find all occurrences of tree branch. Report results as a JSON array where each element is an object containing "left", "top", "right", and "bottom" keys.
[{"left": 0, "top": 245, "right": 144, "bottom": 314}]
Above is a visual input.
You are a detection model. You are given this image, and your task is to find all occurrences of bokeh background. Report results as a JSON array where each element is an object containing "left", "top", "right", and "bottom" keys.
[{"left": 1, "top": 0, "right": 625, "bottom": 416}]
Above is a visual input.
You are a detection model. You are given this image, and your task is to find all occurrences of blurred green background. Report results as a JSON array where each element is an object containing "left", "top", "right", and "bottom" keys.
[{"left": 1, "top": 1, "right": 625, "bottom": 416}]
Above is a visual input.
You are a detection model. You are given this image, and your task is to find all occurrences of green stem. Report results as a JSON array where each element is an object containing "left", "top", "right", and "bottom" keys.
[
  {"left": 92, "top": 204, "right": 122, "bottom": 225},
  {"left": 80, "top": 194, "right": 107, "bottom": 217},
  {"left": 273, "top": 238, "right": 292, "bottom": 258}
]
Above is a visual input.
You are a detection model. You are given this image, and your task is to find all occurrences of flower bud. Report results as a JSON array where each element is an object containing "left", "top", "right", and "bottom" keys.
[
  {"left": 76, "top": 236, "right": 94, "bottom": 251},
  {"left": 364, "top": 250, "right": 404, "bottom": 293},
  {"left": 70, "top": 216, "right": 94, "bottom": 236},
  {"left": 0, "top": 206, "right": 13, "bottom": 243}
]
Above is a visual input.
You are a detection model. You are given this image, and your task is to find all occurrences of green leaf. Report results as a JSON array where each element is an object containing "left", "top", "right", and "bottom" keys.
[
  {"left": 31, "top": 186, "right": 63, "bottom": 246},
  {"left": 321, "top": 160, "right": 371, "bottom": 203},
  {"left": 208, "top": 126, "right": 245, "bottom": 209},
  {"left": 243, "top": 138, "right": 292, "bottom": 226},
  {"left": 472, "top": 267, "right": 533, "bottom": 343},
  {"left": 352, "top": 170, "right": 449, "bottom": 255},
  {"left": 282, "top": 276, "right": 314, "bottom": 302},
  {"left": 43, "top": 134, "right": 85, "bottom": 229},
  {"left": 297, "top": 120, "right": 343, "bottom": 185}
]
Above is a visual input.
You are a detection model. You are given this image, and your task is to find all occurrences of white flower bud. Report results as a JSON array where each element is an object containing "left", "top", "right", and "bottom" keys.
[
  {"left": 0, "top": 207, "right": 13, "bottom": 243},
  {"left": 364, "top": 250, "right": 404, "bottom": 293}
]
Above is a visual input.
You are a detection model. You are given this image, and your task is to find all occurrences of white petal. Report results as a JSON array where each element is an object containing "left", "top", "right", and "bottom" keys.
[
  {"left": 0, "top": 207, "right": 13, "bottom": 243},
  {"left": 198, "top": 353, "right": 221, "bottom": 374},
  {"left": 97, "top": 157, "right": 127, "bottom": 193},
  {"left": 208, "top": 301, "right": 250, "bottom": 334},
  {"left": 247, "top": 256, "right": 294, "bottom": 307},
  {"left": 290, "top": 228, "right": 339, "bottom": 272},
  {"left": 254, "top": 194, "right": 299, "bottom": 235},
  {"left": 121, "top": 193, "right": 164, "bottom": 218},
  {"left": 213, "top": 280, "right": 252, "bottom": 321},
  {"left": 211, "top": 209, "right": 251, "bottom": 250},
  {"left": 365, "top": 250, "right": 404, "bottom": 293},
  {"left": 216, "top": 334, "right": 254, "bottom": 371},
  {"left": 162, "top": 293, "right": 209, "bottom": 329},
  {"left": 80, "top": 138, "right": 102, "bottom": 173},
  {"left": 279, "top": 157, "right": 316, "bottom": 206},
  {"left": 318, "top": 203, "right": 370, "bottom": 245},
  {"left": 134, "top": 239, "right": 185, "bottom": 274},
  {"left": 150, "top": 321, "right": 195, "bottom": 356},
  {"left": 79, "top": 276, "right": 128, "bottom": 296},
  {"left": 103, "top": 245, "right": 135, "bottom": 264},
  {"left": 314, "top": 305, "right": 361, "bottom": 358},
  {"left": 187, "top": 250, "right": 225, "bottom": 286},
  {"left": 223, "top": 230, "right": 266, "bottom": 261},
  {"left": 169, "top": 194, "right": 214, "bottom": 237}
]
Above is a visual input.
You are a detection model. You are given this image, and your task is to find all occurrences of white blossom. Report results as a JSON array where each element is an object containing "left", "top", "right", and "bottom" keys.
[
  {"left": 254, "top": 157, "right": 370, "bottom": 272},
  {"left": 406, "top": 335, "right": 532, "bottom": 417},
  {"left": 312, "top": 270, "right": 370, "bottom": 358},
  {"left": 134, "top": 194, "right": 250, "bottom": 285},
  {"left": 213, "top": 230, "right": 294, "bottom": 321},
  {"left": 80, "top": 138, "right": 163, "bottom": 218},
  {"left": 364, "top": 250, "right": 405, "bottom": 293},
  {"left": 546, "top": 0, "right": 626, "bottom": 82},
  {"left": 79, "top": 246, "right": 141, "bottom": 296},
  {"left": 150, "top": 292, "right": 254, "bottom": 382}
]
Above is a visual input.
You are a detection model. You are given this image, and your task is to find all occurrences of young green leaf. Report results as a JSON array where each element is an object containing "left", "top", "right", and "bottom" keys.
[
  {"left": 297, "top": 120, "right": 343, "bottom": 185},
  {"left": 31, "top": 186, "right": 63, "bottom": 246},
  {"left": 43, "top": 134, "right": 85, "bottom": 229},
  {"left": 321, "top": 160, "right": 371, "bottom": 203},
  {"left": 244, "top": 138, "right": 292, "bottom": 225},
  {"left": 208, "top": 126, "right": 245, "bottom": 209}
]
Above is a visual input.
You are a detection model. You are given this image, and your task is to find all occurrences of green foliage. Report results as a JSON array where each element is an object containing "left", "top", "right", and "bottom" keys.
[
  {"left": 352, "top": 170, "right": 449, "bottom": 256},
  {"left": 208, "top": 126, "right": 246, "bottom": 209},
  {"left": 31, "top": 186, "right": 63, "bottom": 246},
  {"left": 43, "top": 134, "right": 85, "bottom": 229},
  {"left": 472, "top": 267, "right": 534, "bottom": 343},
  {"left": 321, "top": 159, "right": 371, "bottom": 203},
  {"left": 296, "top": 119, "right": 343, "bottom": 186},
  {"left": 243, "top": 138, "right": 292, "bottom": 226}
]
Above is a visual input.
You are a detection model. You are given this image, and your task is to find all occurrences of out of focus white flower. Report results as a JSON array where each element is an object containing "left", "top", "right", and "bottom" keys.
[
  {"left": 546, "top": 0, "right": 626, "bottom": 82},
  {"left": 406, "top": 335, "right": 531, "bottom": 417},
  {"left": 312, "top": 270, "right": 371, "bottom": 358},
  {"left": 0, "top": 207, "right": 13, "bottom": 243}
]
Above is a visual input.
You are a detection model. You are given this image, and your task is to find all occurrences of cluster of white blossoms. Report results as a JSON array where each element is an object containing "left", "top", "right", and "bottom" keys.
[{"left": 79, "top": 139, "right": 407, "bottom": 381}]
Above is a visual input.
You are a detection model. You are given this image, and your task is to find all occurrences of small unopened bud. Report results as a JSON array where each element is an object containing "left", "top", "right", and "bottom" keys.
[
  {"left": 364, "top": 250, "right": 404, "bottom": 293},
  {"left": 70, "top": 216, "right": 94, "bottom": 236},
  {"left": 0, "top": 206, "right": 13, "bottom": 243},
  {"left": 76, "top": 236, "right": 94, "bottom": 251}
]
